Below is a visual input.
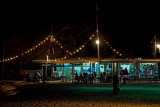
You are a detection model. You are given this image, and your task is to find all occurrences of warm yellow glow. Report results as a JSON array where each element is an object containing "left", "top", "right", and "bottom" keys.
[
  {"left": 46, "top": 55, "right": 49, "bottom": 61},
  {"left": 50, "top": 36, "right": 56, "bottom": 42},
  {"left": 0, "top": 34, "right": 96, "bottom": 63},
  {"left": 157, "top": 44, "right": 160, "bottom": 48},
  {"left": 96, "top": 40, "right": 99, "bottom": 44}
]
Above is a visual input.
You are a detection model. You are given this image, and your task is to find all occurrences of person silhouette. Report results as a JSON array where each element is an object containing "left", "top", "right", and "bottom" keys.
[{"left": 113, "top": 73, "right": 120, "bottom": 95}]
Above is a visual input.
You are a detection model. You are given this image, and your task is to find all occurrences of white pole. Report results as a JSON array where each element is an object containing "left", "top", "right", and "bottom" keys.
[
  {"left": 46, "top": 55, "right": 48, "bottom": 76},
  {"left": 96, "top": 4, "right": 101, "bottom": 77},
  {"left": 96, "top": 4, "right": 100, "bottom": 61}
]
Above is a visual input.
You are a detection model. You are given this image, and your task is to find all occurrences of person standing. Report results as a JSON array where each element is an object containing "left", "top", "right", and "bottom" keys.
[
  {"left": 75, "top": 72, "right": 79, "bottom": 83},
  {"left": 79, "top": 74, "right": 83, "bottom": 83},
  {"left": 120, "top": 70, "right": 124, "bottom": 84},
  {"left": 143, "top": 69, "right": 148, "bottom": 81}
]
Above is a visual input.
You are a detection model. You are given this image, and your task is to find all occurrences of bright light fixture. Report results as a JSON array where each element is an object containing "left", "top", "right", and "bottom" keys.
[
  {"left": 157, "top": 44, "right": 160, "bottom": 48},
  {"left": 96, "top": 40, "right": 99, "bottom": 44}
]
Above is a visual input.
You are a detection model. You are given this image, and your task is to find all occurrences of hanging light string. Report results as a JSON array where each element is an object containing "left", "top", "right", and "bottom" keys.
[
  {"left": 77, "top": 57, "right": 90, "bottom": 62},
  {"left": 0, "top": 33, "right": 95, "bottom": 63},
  {"left": 48, "top": 34, "right": 96, "bottom": 62},
  {"left": 64, "top": 34, "right": 95, "bottom": 56},
  {"left": 0, "top": 33, "right": 124, "bottom": 63},
  {"left": 100, "top": 35, "right": 123, "bottom": 57},
  {"left": 0, "top": 35, "right": 52, "bottom": 63}
]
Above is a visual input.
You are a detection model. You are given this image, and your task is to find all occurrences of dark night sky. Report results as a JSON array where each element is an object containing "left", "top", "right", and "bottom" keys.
[{"left": 0, "top": 0, "right": 160, "bottom": 60}]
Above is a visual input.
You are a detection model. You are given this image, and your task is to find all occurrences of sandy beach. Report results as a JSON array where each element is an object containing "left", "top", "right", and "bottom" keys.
[{"left": 1, "top": 81, "right": 160, "bottom": 107}]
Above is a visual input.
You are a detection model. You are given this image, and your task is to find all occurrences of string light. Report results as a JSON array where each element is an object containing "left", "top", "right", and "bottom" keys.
[
  {"left": 101, "top": 38, "right": 123, "bottom": 57},
  {"left": 0, "top": 30, "right": 125, "bottom": 63},
  {"left": 0, "top": 35, "right": 51, "bottom": 62},
  {"left": 50, "top": 34, "right": 96, "bottom": 62},
  {"left": 0, "top": 33, "right": 97, "bottom": 63}
]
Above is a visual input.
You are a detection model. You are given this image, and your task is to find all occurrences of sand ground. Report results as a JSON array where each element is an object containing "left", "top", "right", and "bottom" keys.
[{"left": 0, "top": 80, "right": 160, "bottom": 107}]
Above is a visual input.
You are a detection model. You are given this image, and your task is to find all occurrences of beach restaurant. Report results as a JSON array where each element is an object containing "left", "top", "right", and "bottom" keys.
[{"left": 32, "top": 58, "right": 160, "bottom": 82}]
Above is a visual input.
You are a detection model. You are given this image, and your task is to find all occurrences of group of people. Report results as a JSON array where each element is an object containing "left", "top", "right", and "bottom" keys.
[
  {"left": 99, "top": 72, "right": 113, "bottom": 83},
  {"left": 26, "top": 72, "right": 41, "bottom": 84},
  {"left": 75, "top": 72, "right": 97, "bottom": 84},
  {"left": 74, "top": 72, "right": 115, "bottom": 84},
  {"left": 119, "top": 68, "right": 156, "bottom": 83}
]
